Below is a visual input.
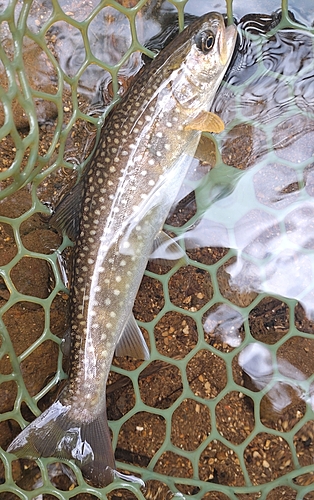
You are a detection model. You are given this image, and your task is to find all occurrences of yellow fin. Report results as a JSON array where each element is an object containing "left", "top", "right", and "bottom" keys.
[
  {"left": 185, "top": 111, "right": 225, "bottom": 134},
  {"left": 195, "top": 134, "right": 216, "bottom": 165}
]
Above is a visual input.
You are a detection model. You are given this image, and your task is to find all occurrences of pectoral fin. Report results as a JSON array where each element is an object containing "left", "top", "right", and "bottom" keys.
[
  {"left": 185, "top": 111, "right": 224, "bottom": 134},
  {"left": 115, "top": 314, "right": 150, "bottom": 360},
  {"left": 194, "top": 134, "right": 217, "bottom": 165},
  {"left": 150, "top": 230, "right": 187, "bottom": 265}
]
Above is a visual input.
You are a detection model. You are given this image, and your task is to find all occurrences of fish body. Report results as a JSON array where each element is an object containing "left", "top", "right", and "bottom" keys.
[{"left": 8, "top": 13, "right": 237, "bottom": 486}]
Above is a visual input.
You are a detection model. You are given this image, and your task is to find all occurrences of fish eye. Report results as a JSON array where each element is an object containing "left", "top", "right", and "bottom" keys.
[{"left": 195, "top": 30, "right": 215, "bottom": 54}]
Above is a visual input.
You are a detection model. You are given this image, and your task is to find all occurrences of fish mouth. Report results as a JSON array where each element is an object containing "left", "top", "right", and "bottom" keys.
[{"left": 218, "top": 23, "right": 237, "bottom": 65}]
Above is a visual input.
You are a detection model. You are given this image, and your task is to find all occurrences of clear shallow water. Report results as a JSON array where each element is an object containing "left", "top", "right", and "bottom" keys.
[
  {"left": 198, "top": 19, "right": 314, "bottom": 315},
  {"left": 163, "top": 9, "right": 314, "bottom": 416}
]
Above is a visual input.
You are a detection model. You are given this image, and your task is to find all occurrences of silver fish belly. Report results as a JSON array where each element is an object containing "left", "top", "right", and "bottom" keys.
[{"left": 8, "top": 12, "right": 237, "bottom": 487}]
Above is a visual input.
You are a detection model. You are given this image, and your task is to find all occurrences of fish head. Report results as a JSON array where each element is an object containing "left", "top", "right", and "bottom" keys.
[
  {"left": 188, "top": 13, "right": 237, "bottom": 90},
  {"left": 168, "top": 12, "right": 237, "bottom": 111}
]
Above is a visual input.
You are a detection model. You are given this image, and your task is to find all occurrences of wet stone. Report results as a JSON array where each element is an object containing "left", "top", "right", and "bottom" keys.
[
  {"left": 216, "top": 257, "right": 258, "bottom": 308},
  {"left": 138, "top": 360, "right": 182, "bottom": 410},
  {"left": 116, "top": 412, "right": 166, "bottom": 466},
  {"left": 171, "top": 398, "right": 211, "bottom": 451},
  {"left": 186, "top": 349, "right": 227, "bottom": 399},
  {"left": 20, "top": 340, "right": 59, "bottom": 397},
  {"left": 133, "top": 275, "right": 164, "bottom": 322},
  {"left": 221, "top": 123, "right": 266, "bottom": 170},
  {"left": 244, "top": 433, "right": 293, "bottom": 485},
  {"left": 10, "top": 256, "right": 52, "bottom": 299},
  {"left": 154, "top": 311, "right": 198, "bottom": 358},
  {"left": 203, "top": 302, "right": 245, "bottom": 350},
  {"left": 153, "top": 451, "right": 193, "bottom": 479},
  {"left": 168, "top": 265, "right": 213, "bottom": 311},
  {"left": 248, "top": 296, "right": 290, "bottom": 344},
  {"left": 199, "top": 440, "right": 245, "bottom": 486},
  {"left": 216, "top": 391, "right": 255, "bottom": 445},
  {"left": 106, "top": 372, "right": 136, "bottom": 421}
]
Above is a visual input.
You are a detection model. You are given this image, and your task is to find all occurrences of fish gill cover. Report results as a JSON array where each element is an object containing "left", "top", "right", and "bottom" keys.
[{"left": 1, "top": 0, "right": 314, "bottom": 499}]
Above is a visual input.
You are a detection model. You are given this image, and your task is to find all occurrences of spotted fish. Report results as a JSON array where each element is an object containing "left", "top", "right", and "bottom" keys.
[{"left": 8, "top": 12, "right": 237, "bottom": 487}]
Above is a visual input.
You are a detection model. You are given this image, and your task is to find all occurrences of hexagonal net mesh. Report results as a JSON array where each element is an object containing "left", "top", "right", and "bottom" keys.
[{"left": 1, "top": 0, "right": 314, "bottom": 498}]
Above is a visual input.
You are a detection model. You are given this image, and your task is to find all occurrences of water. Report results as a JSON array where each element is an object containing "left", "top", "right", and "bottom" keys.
[{"left": 2, "top": 0, "right": 314, "bottom": 495}]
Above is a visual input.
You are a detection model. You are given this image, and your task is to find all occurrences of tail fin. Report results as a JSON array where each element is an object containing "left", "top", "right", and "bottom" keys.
[{"left": 7, "top": 399, "right": 115, "bottom": 487}]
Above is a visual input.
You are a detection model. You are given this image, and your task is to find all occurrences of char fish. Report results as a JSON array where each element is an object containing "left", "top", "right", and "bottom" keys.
[{"left": 8, "top": 12, "right": 237, "bottom": 487}]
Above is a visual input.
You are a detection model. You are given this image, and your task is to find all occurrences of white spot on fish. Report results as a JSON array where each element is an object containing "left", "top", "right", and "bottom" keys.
[
  {"left": 110, "top": 311, "right": 116, "bottom": 318},
  {"left": 116, "top": 276, "right": 122, "bottom": 282},
  {"left": 114, "top": 289, "right": 120, "bottom": 296},
  {"left": 105, "top": 298, "right": 111, "bottom": 306},
  {"left": 148, "top": 179, "right": 155, "bottom": 186}
]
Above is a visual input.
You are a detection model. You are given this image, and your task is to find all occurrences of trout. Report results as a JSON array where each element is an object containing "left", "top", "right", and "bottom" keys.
[{"left": 8, "top": 12, "right": 237, "bottom": 486}]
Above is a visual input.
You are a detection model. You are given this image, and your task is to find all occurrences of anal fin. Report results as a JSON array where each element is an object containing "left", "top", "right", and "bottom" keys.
[
  {"left": 149, "top": 230, "right": 187, "bottom": 266},
  {"left": 115, "top": 314, "right": 150, "bottom": 360}
]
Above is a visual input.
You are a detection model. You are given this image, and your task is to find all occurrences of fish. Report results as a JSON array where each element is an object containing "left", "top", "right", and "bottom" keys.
[{"left": 7, "top": 12, "right": 237, "bottom": 487}]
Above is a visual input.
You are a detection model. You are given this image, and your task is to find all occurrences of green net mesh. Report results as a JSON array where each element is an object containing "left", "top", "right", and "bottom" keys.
[{"left": 1, "top": 0, "right": 314, "bottom": 498}]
